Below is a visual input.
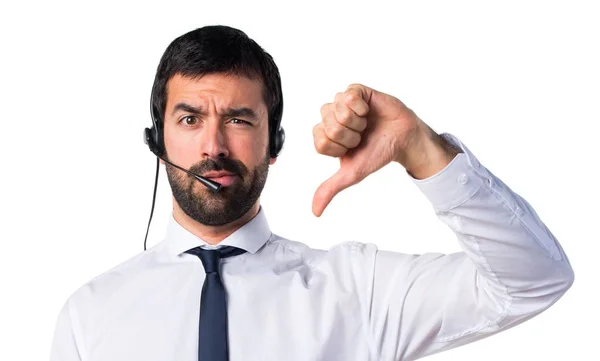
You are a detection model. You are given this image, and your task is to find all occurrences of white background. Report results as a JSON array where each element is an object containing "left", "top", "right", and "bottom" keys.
[{"left": 1, "top": 0, "right": 598, "bottom": 360}]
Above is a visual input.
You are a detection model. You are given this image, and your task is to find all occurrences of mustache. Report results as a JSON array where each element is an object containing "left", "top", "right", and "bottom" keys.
[{"left": 188, "top": 157, "right": 247, "bottom": 177}]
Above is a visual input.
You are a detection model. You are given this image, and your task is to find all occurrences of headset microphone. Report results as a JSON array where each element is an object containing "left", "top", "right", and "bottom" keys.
[
  {"left": 143, "top": 127, "right": 222, "bottom": 191},
  {"left": 158, "top": 156, "right": 222, "bottom": 192}
]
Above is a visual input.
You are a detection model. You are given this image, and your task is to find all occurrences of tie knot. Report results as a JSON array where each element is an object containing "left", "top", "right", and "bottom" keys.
[{"left": 185, "top": 246, "right": 247, "bottom": 274}]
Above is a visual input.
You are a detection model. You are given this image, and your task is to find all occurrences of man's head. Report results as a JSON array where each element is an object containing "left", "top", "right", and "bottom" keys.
[{"left": 150, "top": 25, "right": 283, "bottom": 226}]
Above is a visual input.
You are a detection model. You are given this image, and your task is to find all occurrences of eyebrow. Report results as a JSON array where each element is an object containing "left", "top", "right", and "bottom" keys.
[{"left": 171, "top": 102, "right": 259, "bottom": 120}]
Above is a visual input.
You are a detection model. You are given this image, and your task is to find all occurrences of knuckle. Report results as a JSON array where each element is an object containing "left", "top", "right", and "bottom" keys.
[
  {"left": 328, "top": 124, "right": 344, "bottom": 140},
  {"left": 334, "top": 105, "right": 351, "bottom": 124},
  {"left": 344, "top": 91, "right": 359, "bottom": 103},
  {"left": 316, "top": 137, "right": 329, "bottom": 153},
  {"left": 346, "top": 83, "right": 362, "bottom": 94},
  {"left": 337, "top": 113, "right": 351, "bottom": 127}
]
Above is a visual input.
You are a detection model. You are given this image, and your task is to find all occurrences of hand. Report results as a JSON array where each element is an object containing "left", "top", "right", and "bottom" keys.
[{"left": 311, "top": 83, "right": 427, "bottom": 217}]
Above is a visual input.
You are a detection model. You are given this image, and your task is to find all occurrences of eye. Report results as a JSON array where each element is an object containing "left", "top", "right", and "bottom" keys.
[
  {"left": 230, "top": 118, "right": 251, "bottom": 125},
  {"left": 181, "top": 115, "right": 198, "bottom": 125}
]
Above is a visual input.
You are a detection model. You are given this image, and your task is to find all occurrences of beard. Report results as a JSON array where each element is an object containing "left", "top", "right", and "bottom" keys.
[{"left": 165, "top": 151, "right": 270, "bottom": 226}]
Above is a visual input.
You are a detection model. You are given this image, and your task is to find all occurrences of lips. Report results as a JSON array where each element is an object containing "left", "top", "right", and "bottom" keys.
[
  {"left": 202, "top": 171, "right": 236, "bottom": 178},
  {"left": 202, "top": 171, "right": 238, "bottom": 187}
]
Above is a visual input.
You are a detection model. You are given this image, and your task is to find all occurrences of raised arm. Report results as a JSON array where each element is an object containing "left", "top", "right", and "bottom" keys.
[
  {"left": 312, "top": 84, "right": 574, "bottom": 360},
  {"left": 367, "top": 132, "right": 573, "bottom": 360}
]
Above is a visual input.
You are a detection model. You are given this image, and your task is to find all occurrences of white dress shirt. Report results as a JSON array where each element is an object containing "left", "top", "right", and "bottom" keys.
[{"left": 49, "top": 133, "right": 574, "bottom": 361}]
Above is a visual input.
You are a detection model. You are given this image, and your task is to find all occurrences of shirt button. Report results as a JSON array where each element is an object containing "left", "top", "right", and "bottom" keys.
[
  {"left": 516, "top": 206, "right": 525, "bottom": 216},
  {"left": 457, "top": 174, "right": 468, "bottom": 184}
]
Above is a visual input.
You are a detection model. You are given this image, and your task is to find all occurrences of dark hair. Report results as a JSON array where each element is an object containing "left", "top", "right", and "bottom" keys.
[{"left": 150, "top": 25, "right": 283, "bottom": 151}]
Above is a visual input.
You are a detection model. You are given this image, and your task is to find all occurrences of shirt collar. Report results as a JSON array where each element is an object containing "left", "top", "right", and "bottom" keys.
[{"left": 162, "top": 206, "right": 272, "bottom": 257}]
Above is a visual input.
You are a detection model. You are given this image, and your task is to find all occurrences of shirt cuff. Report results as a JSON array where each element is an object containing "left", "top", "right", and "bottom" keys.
[{"left": 408, "top": 133, "right": 493, "bottom": 211}]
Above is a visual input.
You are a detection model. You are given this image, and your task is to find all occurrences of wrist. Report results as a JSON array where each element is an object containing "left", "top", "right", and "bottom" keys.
[{"left": 397, "top": 125, "right": 461, "bottom": 180}]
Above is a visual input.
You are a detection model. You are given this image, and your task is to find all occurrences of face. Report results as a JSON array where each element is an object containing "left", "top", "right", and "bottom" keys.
[{"left": 163, "top": 73, "right": 276, "bottom": 226}]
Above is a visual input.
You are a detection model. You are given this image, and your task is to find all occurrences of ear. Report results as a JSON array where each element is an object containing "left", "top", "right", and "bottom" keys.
[{"left": 269, "top": 157, "right": 277, "bottom": 165}]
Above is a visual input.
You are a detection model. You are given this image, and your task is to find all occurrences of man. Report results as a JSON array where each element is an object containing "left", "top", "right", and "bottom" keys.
[{"left": 50, "top": 25, "right": 574, "bottom": 361}]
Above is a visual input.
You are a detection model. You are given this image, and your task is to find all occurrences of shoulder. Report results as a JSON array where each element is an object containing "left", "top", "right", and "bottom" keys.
[
  {"left": 60, "top": 244, "right": 166, "bottom": 315},
  {"left": 267, "top": 233, "right": 380, "bottom": 267}
]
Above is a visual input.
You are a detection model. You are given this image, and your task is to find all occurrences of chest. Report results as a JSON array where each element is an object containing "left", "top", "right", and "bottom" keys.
[{"left": 85, "top": 270, "right": 374, "bottom": 361}]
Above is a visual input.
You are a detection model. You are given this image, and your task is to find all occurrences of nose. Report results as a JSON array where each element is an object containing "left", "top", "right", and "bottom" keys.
[{"left": 199, "top": 121, "right": 229, "bottom": 159}]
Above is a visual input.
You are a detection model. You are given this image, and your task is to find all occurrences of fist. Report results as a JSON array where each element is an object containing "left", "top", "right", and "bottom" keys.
[
  {"left": 314, "top": 87, "right": 370, "bottom": 158},
  {"left": 312, "top": 83, "right": 423, "bottom": 217}
]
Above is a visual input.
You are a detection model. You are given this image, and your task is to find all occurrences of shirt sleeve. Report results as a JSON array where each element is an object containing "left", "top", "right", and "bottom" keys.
[
  {"left": 365, "top": 133, "right": 575, "bottom": 361},
  {"left": 49, "top": 299, "right": 84, "bottom": 361}
]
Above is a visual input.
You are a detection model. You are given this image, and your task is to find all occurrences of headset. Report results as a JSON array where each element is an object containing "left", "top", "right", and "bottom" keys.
[{"left": 142, "top": 87, "right": 285, "bottom": 250}]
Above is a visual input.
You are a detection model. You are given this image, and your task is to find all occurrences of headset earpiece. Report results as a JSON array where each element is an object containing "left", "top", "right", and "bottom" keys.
[
  {"left": 145, "top": 101, "right": 165, "bottom": 158},
  {"left": 269, "top": 98, "right": 285, "bottom": 158},
  {"left": 144, "top": 127, "right": 163, "bottom": 158},
  {"left": 270, "top": 127, "right": 285, "bottom": 158}
]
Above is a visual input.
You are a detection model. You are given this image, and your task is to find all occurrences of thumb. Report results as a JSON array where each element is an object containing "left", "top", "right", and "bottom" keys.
[{"left": 312, "top": 168, "right": 358, "bottom": 217}]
